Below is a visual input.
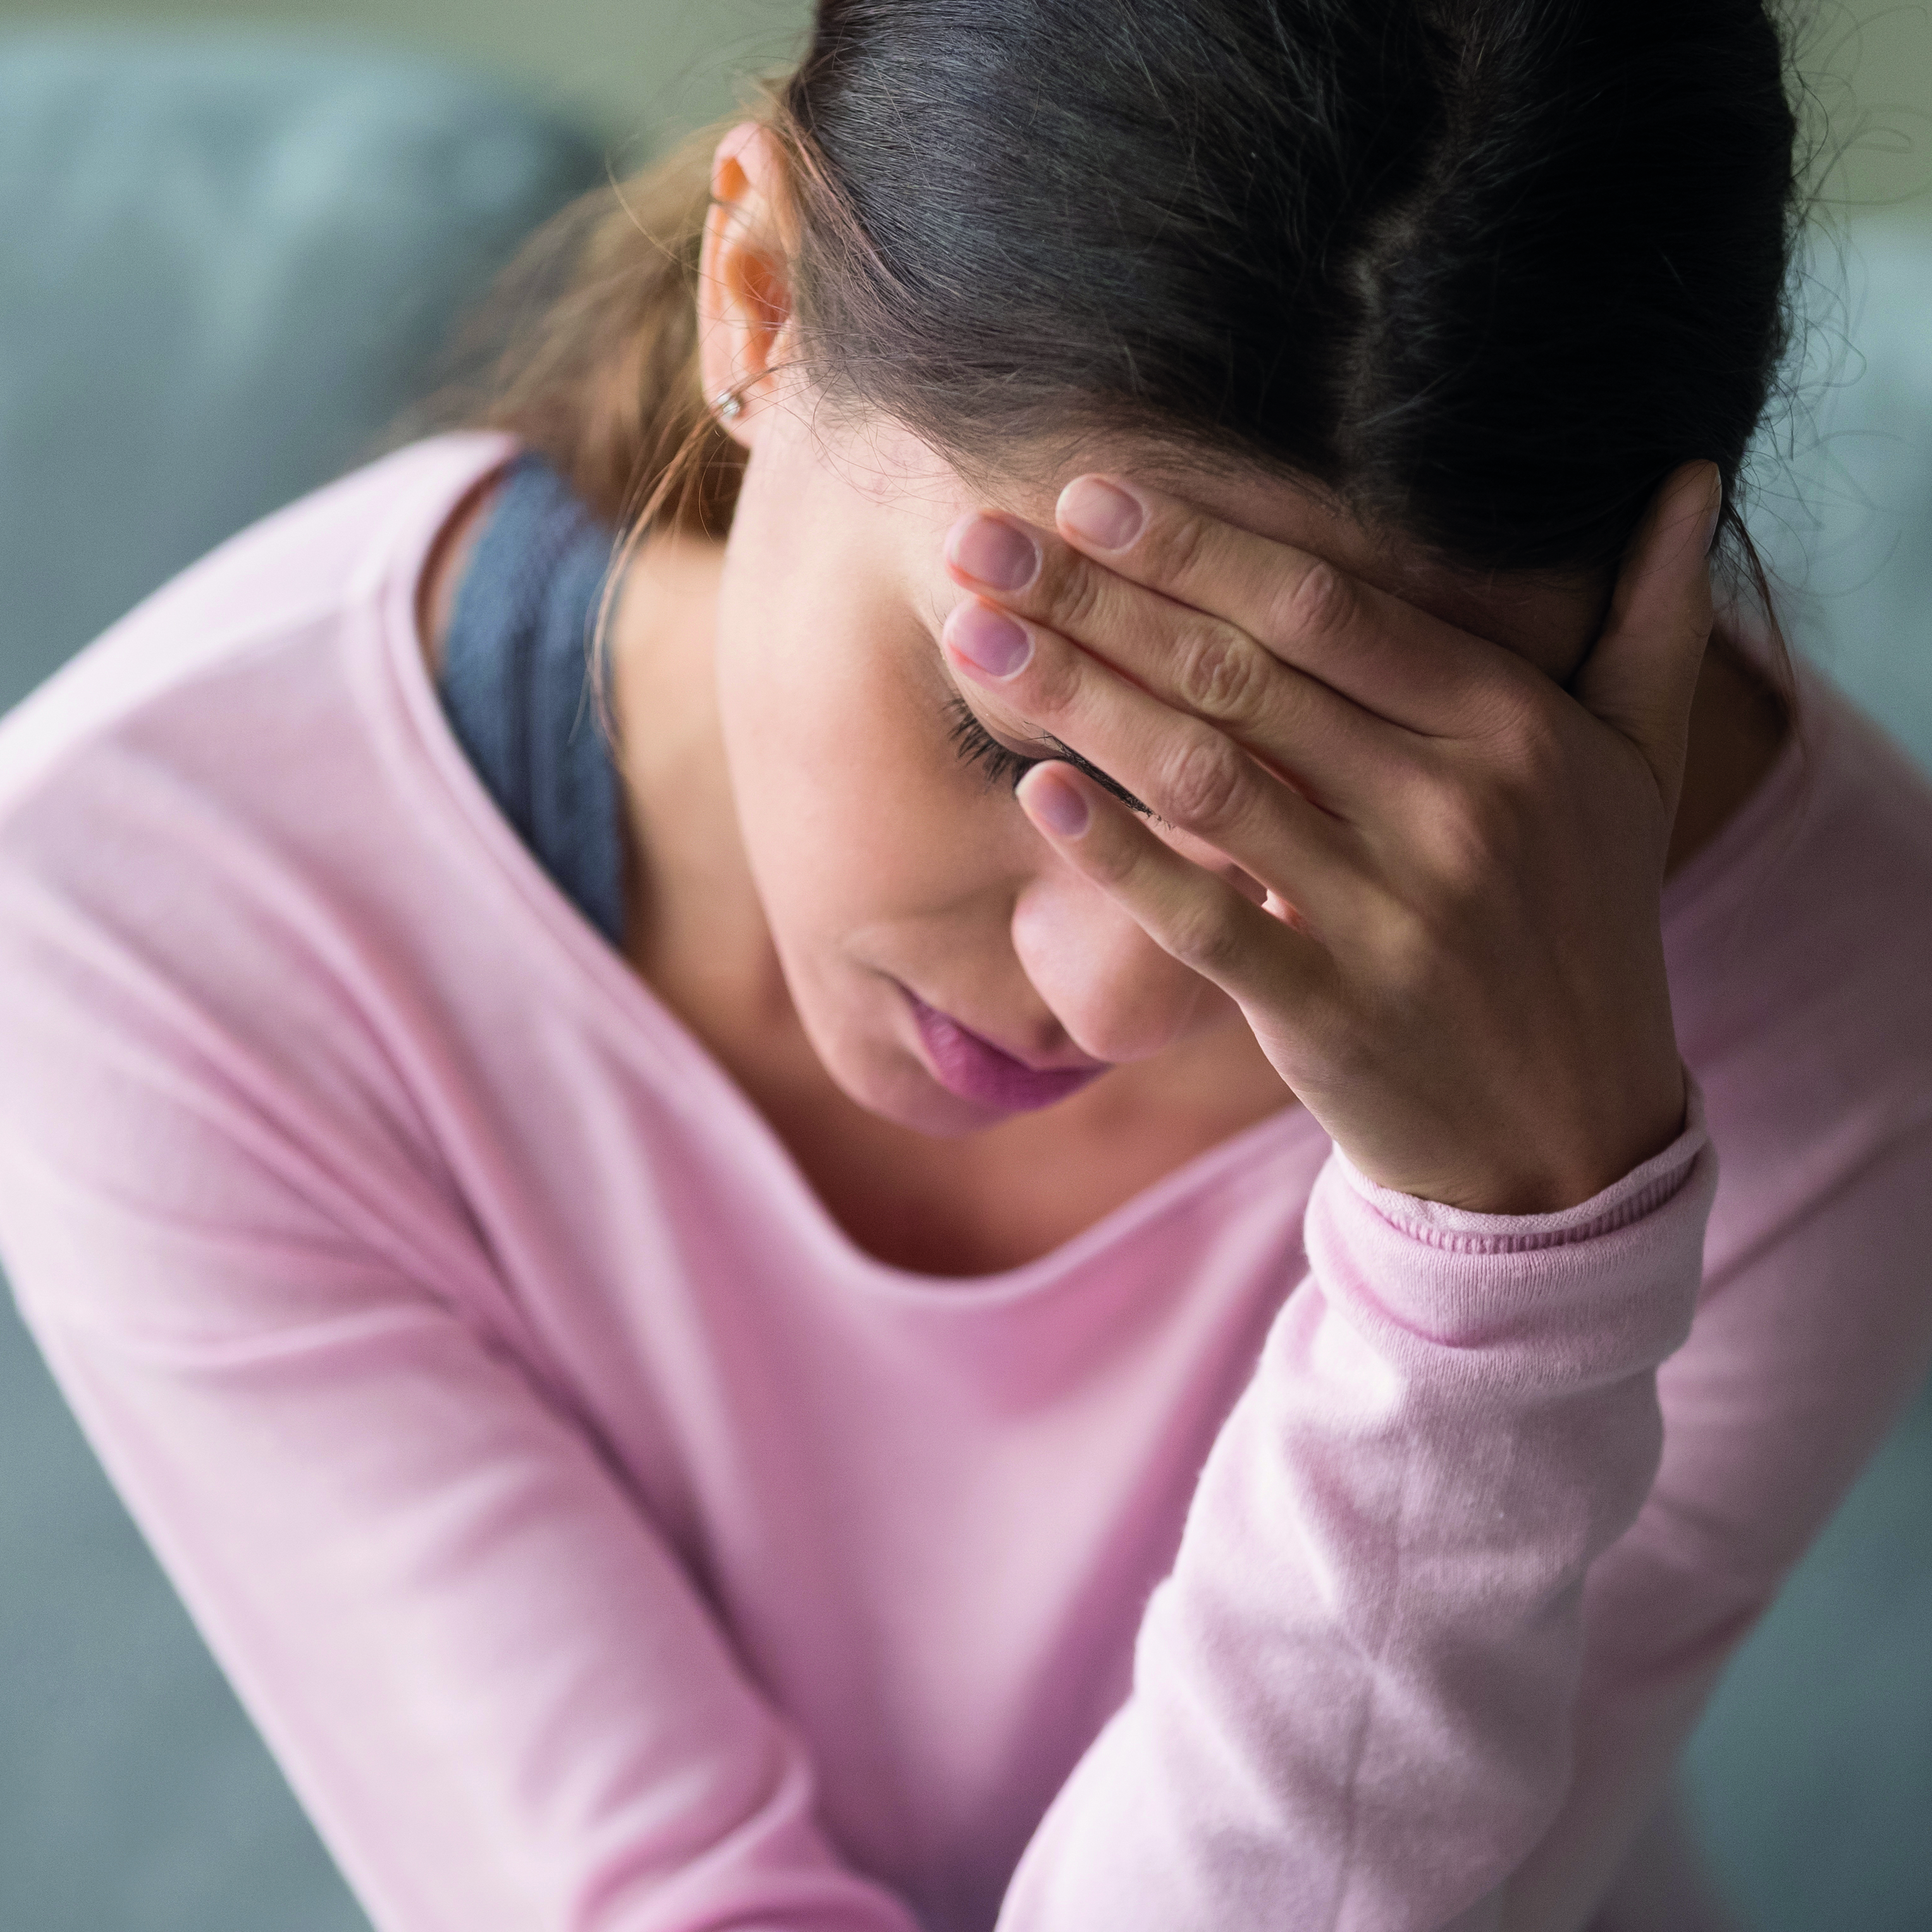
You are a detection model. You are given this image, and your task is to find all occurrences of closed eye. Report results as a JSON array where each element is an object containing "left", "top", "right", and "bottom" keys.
[{"left": 944, "top": 696, "right": 1155, "bottom": 818}]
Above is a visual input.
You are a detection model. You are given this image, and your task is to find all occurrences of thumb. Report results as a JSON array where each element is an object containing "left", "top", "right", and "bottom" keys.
[{"left": 1571, "top": 460, "right": 1723, "bottom": 816}]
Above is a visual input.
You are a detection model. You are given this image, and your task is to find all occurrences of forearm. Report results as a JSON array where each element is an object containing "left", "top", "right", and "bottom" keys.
[{"left": 997, "top": 1102, "right": 1716, "bottom": 1932}]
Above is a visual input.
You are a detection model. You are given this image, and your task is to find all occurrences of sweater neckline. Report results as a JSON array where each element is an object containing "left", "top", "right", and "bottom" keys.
[{"left": 364, "top": 434, "right": 1331, "bottom": 1302}]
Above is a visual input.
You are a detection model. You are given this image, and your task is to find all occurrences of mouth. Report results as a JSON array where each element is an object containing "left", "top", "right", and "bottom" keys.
[{"left": 899, "top": 988, "right": 1108, "bottom": 1116}]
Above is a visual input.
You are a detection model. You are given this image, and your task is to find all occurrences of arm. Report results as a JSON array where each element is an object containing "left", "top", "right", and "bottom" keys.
[
  {"left": 0, "top": 1027, "right": 920, "bottom": 1932},
  {"left": 1000, "top": 1109, "right": 1716, "bottom": 1932},
  {"left": 937, "top": 457, "right": 1735, "bottom": 1927}
]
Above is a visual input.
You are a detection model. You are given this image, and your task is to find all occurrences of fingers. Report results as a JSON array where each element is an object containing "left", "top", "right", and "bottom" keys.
[
  {"left": 1014, "top": 761, "right": 1336, "bottom": 1012},
  {"left": 942, "top": 593, "right": 1363, "bottom": 919},
  {"left": 1569, "top": 462, "right": 1721, "bottom": 813},
  {"left": 1045, "top": 476, "right": 1517, "bottom": 735},
  {"left": 945, "top": 508, "right": 1398, "bottom": 817}
]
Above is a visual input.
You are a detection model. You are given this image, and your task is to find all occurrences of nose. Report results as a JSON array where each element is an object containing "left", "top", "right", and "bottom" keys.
[{"left": 1010, "top": 866, "right": 1210, "bottom": 1064}]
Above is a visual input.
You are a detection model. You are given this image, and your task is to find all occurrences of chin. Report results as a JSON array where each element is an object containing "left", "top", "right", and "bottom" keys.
[
  {"left": 799, "top": 997, "right": 1042, "bottom": 1139},
  {"left": 829, "top": 1038, "right": 1019, "bottom": 1139}
]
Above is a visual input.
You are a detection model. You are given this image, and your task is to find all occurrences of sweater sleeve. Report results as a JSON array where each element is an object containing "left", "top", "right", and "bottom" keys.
[
  {"left": 995, "top": 1100, "right": 1718, "bottom": 1932},
  {"left": 0, "top": 861, "right": 922, "bottom": 1932},
  {"left": 1, "top": 1164, "right": 925, "bottom": 1932}
]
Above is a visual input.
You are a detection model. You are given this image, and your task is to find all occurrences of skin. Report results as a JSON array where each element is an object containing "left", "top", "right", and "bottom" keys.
[{"left": 420, "top": 124, "right": 1789, "bottom": 1274}]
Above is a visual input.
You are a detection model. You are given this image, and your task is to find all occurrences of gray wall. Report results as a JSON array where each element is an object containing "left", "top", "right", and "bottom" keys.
[
  {"left": 3, "top": 0, "right": 1931, "bottom": 225},
  {"left": 0, "top": 0, "right": 813, "bottom": 158}
]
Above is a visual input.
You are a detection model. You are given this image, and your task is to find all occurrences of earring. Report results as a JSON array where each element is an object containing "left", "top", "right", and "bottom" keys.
[{"left": 713, "top": 388, "right": 744, "bottom": 422}]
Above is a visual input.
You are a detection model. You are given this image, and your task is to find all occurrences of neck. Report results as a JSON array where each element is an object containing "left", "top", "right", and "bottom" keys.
[
  {"left": 1667, "top": 627, "right": 1792, "bottom": 875},
  {"left": 610, "top": 531, "right": 795, "bottom": 1054}
]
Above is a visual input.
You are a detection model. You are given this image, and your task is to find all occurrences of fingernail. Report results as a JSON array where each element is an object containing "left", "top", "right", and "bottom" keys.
[
  {"left": 1024, "top": 767, "right": 1090, "bottom": 837},
  {"left": 1059, "top": 476, "right": 1144, "bottom": 551},
  {"left": 949, "top": 603, "right": 1033, "bottom": 679},
  {"left": 947, "top": 515, "right": 1039, "bottom": 592}
]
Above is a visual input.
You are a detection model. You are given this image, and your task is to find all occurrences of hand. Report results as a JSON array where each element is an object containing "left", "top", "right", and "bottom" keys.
[{"left": 940, "top": 463, "right": 1723, "bottom": 1214}]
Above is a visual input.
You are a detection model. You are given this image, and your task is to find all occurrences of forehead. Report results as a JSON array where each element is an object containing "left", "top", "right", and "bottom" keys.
[
  {"left": 814, "top": 411, "right": 1604, "bottom": 677},
  {"left": 820, "top": 411, "right": 1343, "bottom": 573},
  {"left": 825, "top": 412, "right": 1271, "bottom": 522}
]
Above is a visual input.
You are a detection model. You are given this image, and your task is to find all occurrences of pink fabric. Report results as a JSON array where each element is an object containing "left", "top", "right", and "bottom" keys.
[{"left": 1, "top": 434, "right": 1929, "bottom": 1932}]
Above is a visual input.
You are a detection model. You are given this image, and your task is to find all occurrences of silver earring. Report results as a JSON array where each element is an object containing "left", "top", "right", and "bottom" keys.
[{"left": 713, "top": 388, "right": 744, "bottom": 422}]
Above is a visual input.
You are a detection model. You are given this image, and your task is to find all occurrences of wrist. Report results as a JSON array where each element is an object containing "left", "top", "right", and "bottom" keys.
[
  {"left": 1415, "top": 1064, "right": 1691, "bottom": 1217},
  {"left": 1334, "top": 1073, "right": 1707, "bottom": 1248}
]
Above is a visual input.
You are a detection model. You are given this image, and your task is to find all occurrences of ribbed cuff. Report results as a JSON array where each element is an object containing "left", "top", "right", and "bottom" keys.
[{"left": 1330, "top": 1076, "right": 1709, "bottom": 1257}]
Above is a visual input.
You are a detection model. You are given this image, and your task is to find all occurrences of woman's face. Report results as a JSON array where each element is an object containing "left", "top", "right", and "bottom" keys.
[
  {"left": 694, "top": 125, "right": 1600, "bottom": 1140},
  {"left": 708, "top": 393, "right": 1601, "bottom": 1140}
]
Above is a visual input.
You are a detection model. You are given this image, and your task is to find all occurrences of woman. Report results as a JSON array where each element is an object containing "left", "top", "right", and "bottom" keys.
[{"left": 2, "top": 1, "right": 1929, "bottom": 1929}]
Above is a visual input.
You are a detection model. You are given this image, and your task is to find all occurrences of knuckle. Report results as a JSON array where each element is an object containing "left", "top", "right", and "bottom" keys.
[
  {"left": 1048, "top": 553, "right": 1106, "bottom": 638},
  {"left": 1417, "top": 703, "right": 1570, "bottom": 886},
  {"left": 1174, "top": 619, "right": 1265, "bottom": 722},
  {"left": 1426, "top": 768, "right": 1539, "bottom": 905},
  {"left": 1275, "top": 558, "right": 1351, "bottom": 645},
  {"left": 1437, "top": 778, "right": 1516, "bottom": 882},
  {"left": 1437, "top": 806, "right": 1504, "bottom": 896},
  {"left": 1157, "top": 730, "right": 1248, "bottom": 833},
  {"left": 1148, "top": 505, "right": 1214, "bottom": 588},
  {"left": 1467, "top": 730, "right": 1567, "bottom": 863},
  {"left": 1501, "top": 710, "right": 1568, "bottom": 797},
  {"left": 1474, "top": 668, "right": 1551, "bottom": 754},
  {"left": 1023, "top": 634, "right": 1083, "bottom": 717}
]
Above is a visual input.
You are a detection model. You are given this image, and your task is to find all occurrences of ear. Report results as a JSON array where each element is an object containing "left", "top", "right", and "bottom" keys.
[{"left": 698, "top": 121, "right": 797, "bottom": 449}]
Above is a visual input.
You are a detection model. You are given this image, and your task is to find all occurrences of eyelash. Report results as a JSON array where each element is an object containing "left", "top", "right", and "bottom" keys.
[
  {"left": 944, "top": 696, "right": 1155, "bottom": 818},
  {"left": 947, "top": 697, "right": 1041, "bottom": 792}
]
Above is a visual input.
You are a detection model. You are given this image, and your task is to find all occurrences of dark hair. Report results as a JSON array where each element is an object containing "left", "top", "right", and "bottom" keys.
[{"left": 467, "top": 0, "right": 1800, "bottom": 583}]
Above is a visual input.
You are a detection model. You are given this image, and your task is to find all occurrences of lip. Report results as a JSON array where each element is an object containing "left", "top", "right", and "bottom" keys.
[{"left": 901, "top": 988, "right": 1107, "bottom": 1116}]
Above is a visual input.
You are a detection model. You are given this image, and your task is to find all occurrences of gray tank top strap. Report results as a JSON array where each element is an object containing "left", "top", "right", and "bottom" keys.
[{"left": 436, "top": 452, "right": 626, "bottom": 949}]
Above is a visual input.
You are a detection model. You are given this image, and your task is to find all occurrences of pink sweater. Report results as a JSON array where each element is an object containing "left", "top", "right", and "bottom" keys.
[{"left": 2, "top": 434, "right": 1930, "bottom": 1932}]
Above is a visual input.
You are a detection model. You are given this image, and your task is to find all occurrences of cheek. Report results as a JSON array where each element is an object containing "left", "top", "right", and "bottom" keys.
[
  {"left": 715, "top": 449, "right": 873, "bottom": 827},
  {"left": 713, "top": 489, "right": 986, "bottom": 939}
]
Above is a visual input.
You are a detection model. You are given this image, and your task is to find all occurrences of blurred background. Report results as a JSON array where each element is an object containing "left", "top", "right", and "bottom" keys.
[
  {"left": 0, "top": 0, "right": 815, "bottom": 138},
  {"left": 3, "top": 0, "right": 1924, "bottom": 217},
  {"left": 1, "top": 3, "right": 1929, "bottom": 1930}
]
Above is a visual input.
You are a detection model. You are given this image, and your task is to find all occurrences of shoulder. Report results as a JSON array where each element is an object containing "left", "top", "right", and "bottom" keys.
[
  {"left": 1666, "top": 663, "right": 1932, "bottom": 1232},
  {"left": 0, "top": 433, "right": 512, "bottom": 825},
  {"left": 0, "top": 432, "right": 519, "bottom": 1037},
  {"left": 0, "top": 436, "right": 520, "bottom": 1312}
]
